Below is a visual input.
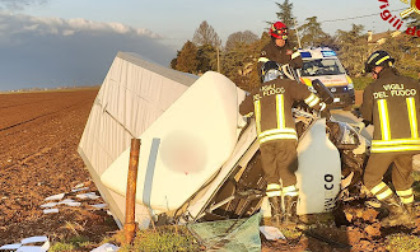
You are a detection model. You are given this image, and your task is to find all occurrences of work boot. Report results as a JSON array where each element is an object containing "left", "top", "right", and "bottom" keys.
[
  {"left": 268, "top": 196, "right": 283, "bottom": 226},
  {"left": 283, "top": 195, "right": 299, "bottom": 224},
  {"left": 380, "top": 195, "right": 412, "bottom": 227},
  {"left": 403, "top": 203, "right": 417, "bottom": 224}
]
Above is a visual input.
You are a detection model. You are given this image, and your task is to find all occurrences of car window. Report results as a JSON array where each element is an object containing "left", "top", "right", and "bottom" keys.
[{"left": 301, "top": 59, "right": 346, "bottom": 76}]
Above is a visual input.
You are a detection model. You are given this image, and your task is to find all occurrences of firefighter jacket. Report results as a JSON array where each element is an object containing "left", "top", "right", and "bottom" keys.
[
  {"left": 240, "top": 78, "right": 320, "bottom": 145},
  {"left": 360, "top": 68, "right": 420, "bottom": 153},
  {"left": 257, "top": 40, "right": 303, "bottom": 78}
]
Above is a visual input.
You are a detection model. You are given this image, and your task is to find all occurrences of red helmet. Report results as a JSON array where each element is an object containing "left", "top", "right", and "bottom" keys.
[{"left": 269, "top": 21, "right": 288, "bottom": 40}]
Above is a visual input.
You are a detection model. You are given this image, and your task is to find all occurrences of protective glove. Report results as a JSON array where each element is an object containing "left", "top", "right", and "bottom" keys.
[{"left": 352, "top": 108, "right": 362, "bottom": 118}]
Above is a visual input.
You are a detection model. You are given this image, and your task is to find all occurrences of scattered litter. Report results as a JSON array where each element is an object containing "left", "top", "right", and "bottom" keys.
[
  {"left": 39, "top": 202, "right": 58, "bottom": 208},
  {"left": 44, "top": 193, "right": 65, "bottom": 201},
  {"left": 59, "top": 199, "right": 82, "bottom": 207},
  {"left": 20, "top": 236, "right": 48, "bottom": 245},
  {"left": 0, "top": 243, "right": 22, "bottom": 250},
  {"left": 77, "top": 192, "right": 100, "bottom": 200},
  {"left": 73, "top": 183, "right": 85, "bottom": 189},
  {"left": 43, "top": 208, "right": 59, "bottom": 214},
  {"left": 0, "top": 236, "right": 49, "bottom": 252},
  {"left": 72, "top": 187, "right": 89, "bottom": 193},
  {"left": 89, "top": 204, "right": 107, "bottom": 210},
  {"left": 17, "top": 246, "right": 46, "bottom": 252},
  {"left": 40, "top": 183, "right": 105, "bottom": 215},
  {"left": 259, "top": 226, "right": 286, "bottom": 240},
  {"left": 90, "top": 243, "right": 119, "bottom": 252}
]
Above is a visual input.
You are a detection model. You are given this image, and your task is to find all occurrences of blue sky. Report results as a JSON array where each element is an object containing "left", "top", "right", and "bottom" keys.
[{"left": 0, "top": 0, "right": 410, "bottom": 91}]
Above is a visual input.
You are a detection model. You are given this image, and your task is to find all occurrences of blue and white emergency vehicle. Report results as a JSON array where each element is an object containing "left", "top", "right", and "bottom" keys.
[{"left": 298, "top": 47, "right": 355, "bottom": 109}]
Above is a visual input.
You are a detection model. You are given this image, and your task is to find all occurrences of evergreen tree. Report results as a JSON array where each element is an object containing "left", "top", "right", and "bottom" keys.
[
  {"left": 335, "top": 24, "right": 368, "bottom": 76},
  {"left": 175, "top": 41, "right": 199, "bottom": 74},
  {"left": 196, "top": 44, "right": 217, "bottom": 73},
  {"left": 299, "top": 16, "right": 330, "bottom": 48},
  {"left": 274, "top": 0, "right": 298, "bottom": 47},
  {"left": 275, "top": 0, "right": 294, "bottom": 28}
]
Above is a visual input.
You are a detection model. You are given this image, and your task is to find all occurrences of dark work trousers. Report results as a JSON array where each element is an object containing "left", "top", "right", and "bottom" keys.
[
  {"left": 364, "top": 152, "right": 416, "bottom": 191},
  {"left": 259, "top": 139, "right": 298, "bottom": 187}
]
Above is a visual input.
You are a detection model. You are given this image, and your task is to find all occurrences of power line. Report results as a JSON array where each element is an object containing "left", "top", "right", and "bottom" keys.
[{"left": 320, "top": 8, "right": 406, "bottom": 23}]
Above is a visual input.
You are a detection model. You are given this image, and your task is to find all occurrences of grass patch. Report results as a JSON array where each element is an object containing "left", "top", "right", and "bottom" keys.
[
  {"left": 280, "top": 227, "right": 302, "bottom": 240},
  {"left": 385, "top": 233, "right": 420, "bottom": 252},
  {"left": 104, "top": 225, "right": 202, "bottom": 252},
  {"left": 49, "top": 235, "right": 90, "bottom": 252}
]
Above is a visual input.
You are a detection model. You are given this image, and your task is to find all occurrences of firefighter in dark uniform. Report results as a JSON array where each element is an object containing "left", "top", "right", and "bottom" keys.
[
  {"left": 257, "top": 21, "right": 303, "bottom": 82},
  {"left": 240, "top": 61, "right": 323, "bottom": 225},
  {"left": 360, "top": 50, "right": 419, "bottom": 227}
]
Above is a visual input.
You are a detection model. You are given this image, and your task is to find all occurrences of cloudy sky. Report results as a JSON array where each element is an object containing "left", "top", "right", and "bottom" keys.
[{"left": 0, "top": 0, "right": 409, "bottom": 91}]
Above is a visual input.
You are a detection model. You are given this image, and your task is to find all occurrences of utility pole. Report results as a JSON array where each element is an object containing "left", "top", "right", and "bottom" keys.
[
  {"left": 293, "top": 19, "right": 302, "bottom": 49},
  {"left": 216, "top": 46, "right": 220, "bottom": 73}
]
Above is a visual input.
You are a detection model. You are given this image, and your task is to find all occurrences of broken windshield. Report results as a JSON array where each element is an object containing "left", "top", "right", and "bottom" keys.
[{"left": 301, "top": 58, "right": 346, "bottom": 76}]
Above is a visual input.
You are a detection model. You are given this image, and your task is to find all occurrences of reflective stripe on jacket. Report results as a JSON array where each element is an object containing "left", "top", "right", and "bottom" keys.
[
  {"left": 360, "top": 68, "right": 420, "bottom": 153},
  {"left": 240, "top": 79, "right": 320, "bottom": 145}
]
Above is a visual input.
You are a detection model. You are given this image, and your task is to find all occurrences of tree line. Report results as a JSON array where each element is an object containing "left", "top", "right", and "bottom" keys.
[{"left": 170, "top": 0, "right": 420, "bottom": 91}]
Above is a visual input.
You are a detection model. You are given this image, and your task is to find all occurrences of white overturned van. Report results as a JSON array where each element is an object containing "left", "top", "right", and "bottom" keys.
[{"left": 298, "top": 47, "right": 355, "bottom": 109}]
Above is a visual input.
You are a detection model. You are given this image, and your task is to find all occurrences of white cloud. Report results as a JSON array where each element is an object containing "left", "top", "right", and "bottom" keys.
[
  {"left": 0, "top": 12, "right": 161, "bottom": 38},
  {"left": 0, "top": 11, "right": 175, "bottom": 90}
]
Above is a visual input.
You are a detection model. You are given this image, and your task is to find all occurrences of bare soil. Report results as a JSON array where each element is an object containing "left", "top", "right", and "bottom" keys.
[
  {"left": 0, "top": 89, "right": 118, "bottom": 248},
  {"left": 0, "top": 89, "right": 418, "bottom": 251}
]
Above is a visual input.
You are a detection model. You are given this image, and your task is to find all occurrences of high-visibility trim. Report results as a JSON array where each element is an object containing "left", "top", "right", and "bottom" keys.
[
  {"left": 304, "top": 93, "right": 320, "bottom": 108},
  {"left": 276, "top": 94, "right": 285, "bottom": 129},
  {"left": 371, "top": 182, "right": 387, "bottom": 195},
  {"left": 376, "top": 55, "right": 390, "bottom": 65},
  {"left": 372, "top": 139, "right": 420, "bottom": 146},
  {"left": 259, "top": 133, "right": 298, "bottom": 144},
  {"left": 371, "top": 145, "right": 420, "bottom": 153},
  {"left": 378, "top": 99, "right": 391, "bottom": 141},
  {"left": 376, "top": 188, "right": 393, "bottom": 200},
  {"left": 267, "top": 183, "right": 281, "bottom": 191},
  {"left": 407, "top": 97, "right": 418, "bottom": 139},
  {"left": 259, "top": 128, "right": 297, "bottom": 138},
  {"left": 258, "top": 57, "right": 270, "bottom": 63},
  {"left": 283, "top": 185, "right": 299, "bottom": 197},
  {"left": 244, "top": 112, "right": 254, "bottom": 118},
  {"left": 396, "top": 188, "right": 413, "bottom": 197},
  {"left": 400, "top": 195, "right": 414, "bottom": 204},
  {"left": 283, "top": 185, "right": 298, "bottom": 192},
  {"left": 291, "top": 51, "right": 301, "bottom": 59},
  {"left": 368, "top": 53, "right": 380, "bottom": 64},
  {"left": 284, "top": 191, "right": 299, "bottom": 197},
  {"left": 254, "top": 100, "right": 261, "bottom": 135},
  {"left": 266, "top": 190, "right": 282, "bottom": 197}
]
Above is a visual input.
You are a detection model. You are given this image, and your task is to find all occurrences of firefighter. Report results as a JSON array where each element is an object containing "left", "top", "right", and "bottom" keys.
[
  {"left": 360, "top": 50, "right": 419, "bottom": 227},
  {"left": 240, "top": 61, "right": 323, "bottom": 225},
  {"left": 257, "top": 21, "right": 303, "bottom": 82}
]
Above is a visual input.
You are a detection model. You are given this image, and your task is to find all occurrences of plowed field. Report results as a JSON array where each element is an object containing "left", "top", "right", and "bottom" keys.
[{"left": 0, "top": 89, "right": 118, "bottom": 247}]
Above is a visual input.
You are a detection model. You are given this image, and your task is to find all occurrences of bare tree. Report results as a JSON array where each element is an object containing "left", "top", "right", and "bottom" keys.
[
  {"left": 192, "top": 21, "right": 222, "bottom": 47},
  {"left": 225, "top": 30, "right": 259, "bottom": 52}
]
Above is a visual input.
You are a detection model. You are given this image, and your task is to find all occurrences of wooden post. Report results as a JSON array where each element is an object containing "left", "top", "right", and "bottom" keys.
[{"left": 124, "top": 138, "right": 141, "bottom": 244}]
